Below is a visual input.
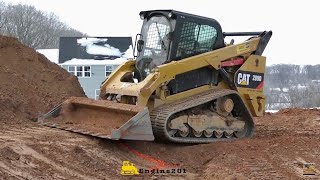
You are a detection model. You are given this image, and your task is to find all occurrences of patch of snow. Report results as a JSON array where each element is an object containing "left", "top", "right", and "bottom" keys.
[
  {"left": 270, "top": 88, "right": 289, "bottom": 93},
  {"left": 77, "top": 37, "right": 122, "bottom": 57},
  {"left": 37, "top": 49, "right": 59, "bottom": 64},
  {"left": 86, "top": 44, "right": 122, "bottom": 57},
  {"left": 77, "top": 38, "right": 109, "bottom": 46},
  {"left": 297, "top": 84, "right": 307, "bottom": 89},
  {"left": 270, "top": 88, "right": 281, "bottom": 92},
  {"left": 122, "top": 45, "right": 134, "bottom": 59},
  {"left": 265, "top": 110, "right": 279, "bottom": 113},
  {"left": 60, "top": 58, "right": 128, "bottom": 66},
  {"left": 283, "top": 88, "right": 289, "bottom": 92}
]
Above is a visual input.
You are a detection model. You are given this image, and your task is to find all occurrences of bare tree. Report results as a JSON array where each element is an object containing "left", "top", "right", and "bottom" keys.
[
  {"left": 265, "top": 64, "right": 320, "bottom": 109},
  {"left": 0, "top": 1, "right": 7, "bottom": 29},
  {"left": 302, "top": 65, "right": 320, "bottom": 81},
  {"left": 0, "top": 3, "right": 83, "bottom": 49}
]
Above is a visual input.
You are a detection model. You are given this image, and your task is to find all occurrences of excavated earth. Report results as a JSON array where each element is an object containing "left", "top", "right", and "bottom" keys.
[
  {"left": 0, "top": 35, "right": 85, "bottom": 126},
  {"left": 0, "top": 35, "right": 320, "bottom": 179}
]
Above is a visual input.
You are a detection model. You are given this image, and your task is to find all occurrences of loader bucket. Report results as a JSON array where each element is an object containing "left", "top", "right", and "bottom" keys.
[{"left": 38, "top": 97, "right": 154, "bottom": 141}]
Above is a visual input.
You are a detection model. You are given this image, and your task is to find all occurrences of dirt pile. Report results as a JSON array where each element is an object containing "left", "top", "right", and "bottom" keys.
[
  {"left": 277, "top": 108, "right": 320, "bottom": 116},
  {"left": 0, "top": 35, "right": 85, "bottom": 124},
  {"left": 1, "top": 108, "right": 319, "bottom": 179}
]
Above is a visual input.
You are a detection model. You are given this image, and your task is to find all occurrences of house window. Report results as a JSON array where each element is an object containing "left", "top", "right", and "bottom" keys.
[
  {"left": 76, "top": 66, "right": 83, "bottom": 77},
  {"left": 95, "top": 89, "right": 100, "bottom": 100},
  {"left": 68, "top": 66, "right": 75, "bottom": 74},
  {"left": 105, "top": 65, "right": 119, "bottom": 77},
  {"left": 84, "top": 66, "right": 91, "bottom": 77},
  {"left": 105, "top": 65, "right": 113, "bottom": 77},
  {"left": 68, "top": 66, "right": 91, "bottom": 78}
]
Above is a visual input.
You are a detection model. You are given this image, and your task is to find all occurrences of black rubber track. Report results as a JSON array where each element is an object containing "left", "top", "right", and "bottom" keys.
[{"left": 150, "top": 88, "right": 255, "bottom": 143}]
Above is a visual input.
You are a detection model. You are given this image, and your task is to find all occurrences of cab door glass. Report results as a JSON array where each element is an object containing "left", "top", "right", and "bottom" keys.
[{"left": 194, "top": 24, "right": 217, "bottom": 52}]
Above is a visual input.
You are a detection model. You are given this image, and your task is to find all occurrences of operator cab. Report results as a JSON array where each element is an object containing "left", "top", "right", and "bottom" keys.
[{"left": 135, "top": 10, "right": 225, "bottom": 80}]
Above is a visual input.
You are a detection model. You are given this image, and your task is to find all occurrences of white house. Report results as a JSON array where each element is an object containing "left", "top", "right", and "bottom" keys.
[{"left": 37, "top": 37, "right": 132, "bottom": 99}]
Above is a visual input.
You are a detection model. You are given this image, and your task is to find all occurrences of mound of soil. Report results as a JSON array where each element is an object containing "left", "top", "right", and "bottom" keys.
[
  {"left": 0, "top": 35, "right": 85, "bottom": 124},
  {"left": 277, "top": 108, "right": 320, "bottom": 116}
]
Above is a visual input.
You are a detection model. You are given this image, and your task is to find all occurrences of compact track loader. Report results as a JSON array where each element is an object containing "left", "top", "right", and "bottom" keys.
[{"left": 39, "top": 10, "right": 272, "bottom": 143}]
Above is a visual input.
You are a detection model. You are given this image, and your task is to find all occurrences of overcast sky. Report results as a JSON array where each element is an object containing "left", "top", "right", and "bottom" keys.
[{"left": 3, "top": 0, "right": 320, "bottom": 65}]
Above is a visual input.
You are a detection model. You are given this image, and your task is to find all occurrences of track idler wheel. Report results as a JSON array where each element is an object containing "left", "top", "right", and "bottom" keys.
[{"left": 234, "top": 121, "right": 248, "bottom": 138}]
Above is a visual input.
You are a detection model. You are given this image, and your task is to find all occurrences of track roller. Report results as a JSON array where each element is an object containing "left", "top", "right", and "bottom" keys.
[
  {"left": 192, "top": 129, "right": 203, "bottom": 137},
  {"left": 178, "top": 124, "right": 190, "bottom": 137},
  {"left": 214, "top": 130, "right": 223, "bottom": 138},
  {"left": 224, "top": 130, "right": 234, "bottom": 138},
  {"left": 204, "top": 130, "right": 213, "bottom": 138}
]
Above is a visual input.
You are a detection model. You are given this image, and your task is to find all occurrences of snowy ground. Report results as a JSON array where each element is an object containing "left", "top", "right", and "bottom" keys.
[{"left": 265, "top": 110, "right": 279, "bottom": 113}]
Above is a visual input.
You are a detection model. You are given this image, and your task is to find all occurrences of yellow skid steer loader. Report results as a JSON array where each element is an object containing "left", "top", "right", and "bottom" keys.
[{"left": 39, "top": 10, "right": 272, "bottom": 143}]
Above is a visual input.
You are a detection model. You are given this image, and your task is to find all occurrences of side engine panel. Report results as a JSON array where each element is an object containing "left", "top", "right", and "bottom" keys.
[
  {"left": 167, "top": 66, "right": 219, "bottom": 94},
  {"left": 234, "top": 55, "right": 266, "bottom": 116}
]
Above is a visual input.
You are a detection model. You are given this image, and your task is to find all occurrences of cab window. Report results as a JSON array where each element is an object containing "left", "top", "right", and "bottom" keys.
[{"left": 177, "top": 22, "right": 217, "bottom": 58}]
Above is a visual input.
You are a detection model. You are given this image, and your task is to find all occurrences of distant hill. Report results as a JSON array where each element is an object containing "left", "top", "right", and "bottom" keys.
[{"left": 265, "top": 64, "right": 320, "bottom": 110}]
